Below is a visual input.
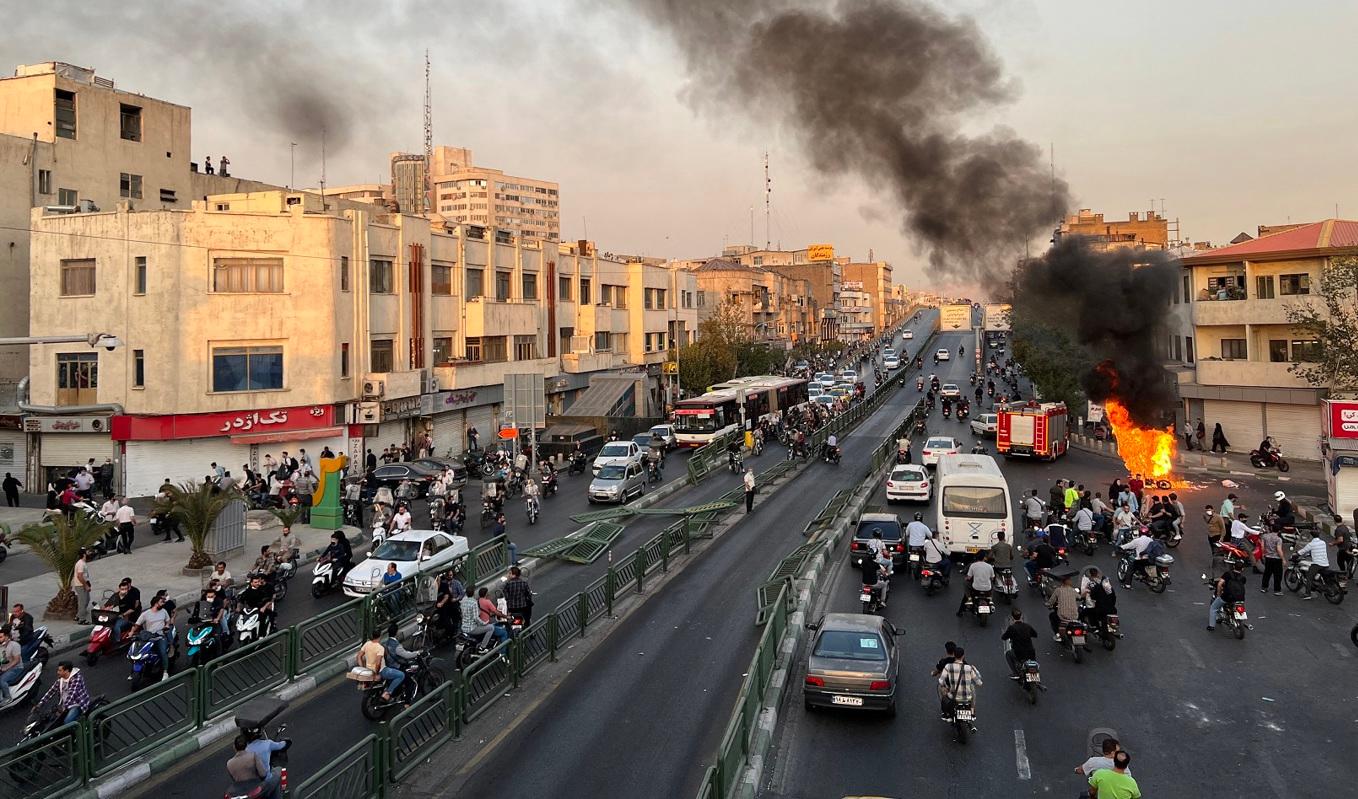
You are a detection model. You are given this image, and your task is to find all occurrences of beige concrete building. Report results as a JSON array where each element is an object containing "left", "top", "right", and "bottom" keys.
[
  {"left": 682, "top": 259, "right": 816, "bottom": 344},
  {"left": 1178, "top": 219, "right": 1358, "bottom": 460},
  {"left": 390, "top": 152, "right": 427, "bottom": 215},
  {"left": 842, "top": 261, "right": 900, "bottom": 336},
  {"left": 27, "top": 189, "right": 695, "bottom": 494},
  {"left": 431, "top": 146, "right": 559, "bottom": 241},
  {"left": 1054, "top": 208, "right": 1169, "bottom": 250}
]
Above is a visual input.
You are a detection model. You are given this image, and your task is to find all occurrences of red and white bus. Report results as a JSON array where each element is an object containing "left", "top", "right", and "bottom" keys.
[{"left": 672, "top": 376, "right": 810, "bottom": 447}]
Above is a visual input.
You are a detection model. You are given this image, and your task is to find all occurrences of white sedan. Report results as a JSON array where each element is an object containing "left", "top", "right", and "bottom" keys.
[
  {"left": 902, "top": 330, "right": 914, "bottom": 340},
  {"left": 883, "top": 356, "right": 901, "bottom": 370},
  {"left": 343, "top": 530, "right": 469, "bottom": 597},
  {"left": 935, "top": 348, "right": 951, "bottom": 361},
  {"left": 817, "top": 372, "right": 838, "bottom": 387},
  {"left": 970, "top": 413, "right": 998, "bottom": 437},
  {"left": 920, "top": 436, "right": 962, "bottom": 467},
  {"left": 886, "top": 465, "right": 931, "bottom": 503},
  {"left": 939, "top": 383, "right": 961, "bottom": 398},
  {"left": 593, "top": 440, "right": 643, "bottom": 475}
]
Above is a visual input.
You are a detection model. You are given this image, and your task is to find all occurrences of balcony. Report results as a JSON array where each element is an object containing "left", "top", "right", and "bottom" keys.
[
  {"left": 434, "top": 357, "right": 559, "bottom": 391},
  {"left": 1193, "top": 295, "right": 1322, "bottom": 327},
  {"left": 562, "top": 351, "right": 624, "bottom": 373},
  {"left": 1195, "top": 359, "right": 1314, "bottom": 389},
  {"left": 464, "top": 298, "right": 539, "bottom": 338}
]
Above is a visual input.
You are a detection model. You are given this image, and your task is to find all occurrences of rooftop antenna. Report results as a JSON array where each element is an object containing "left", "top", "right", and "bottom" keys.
[
  {"left": 319, "top": 128, "right": 327, "bottom": 209},
  {"left": 764, "top": 151, "right": 771, "bottom": 250},
  {"left": 423, "top": 49, "right": 433, "bottom": 215},
  {"left": 1049, "top": 142, "right": 1056, "bottom": 221}
]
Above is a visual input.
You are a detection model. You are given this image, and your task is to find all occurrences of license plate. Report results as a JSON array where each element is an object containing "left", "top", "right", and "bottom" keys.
[
  {"left": 1072, "top": 635, "right": 1085, "bottom": 645},
  {"left": 859, "top": 594, "right": 871, "bottom": 602},
  {"left": 1234, "top": 611, "right": 1248, "bottom": 620},
  {"left": 831, "top": 695, "right": 863, "bottom": 706},
  {"left": 955, "top": 708, "right": 974, "bottom": 720},
  {"left": 909, "top": 553, "right": 920, "bottom": 562},
  {"left": 977, "top": 605, "right": 992, "bottom": 614},
  {"left": 1025, "top": 673, "right": 1039, "bottom": 683}
]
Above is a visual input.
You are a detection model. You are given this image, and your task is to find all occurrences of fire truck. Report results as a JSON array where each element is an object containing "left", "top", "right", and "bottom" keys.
[{"left": 997, "top": 401, "right": 1069, "bottom": 460}]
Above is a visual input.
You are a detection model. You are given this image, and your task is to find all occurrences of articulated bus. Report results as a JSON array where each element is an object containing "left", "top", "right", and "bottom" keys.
[{"left": 672, "top": 376, "right": 810, "bottom": 447}]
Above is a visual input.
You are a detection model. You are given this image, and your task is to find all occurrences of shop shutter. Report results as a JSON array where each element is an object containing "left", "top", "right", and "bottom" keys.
[
  {"left": 374, "top": 420, "right": 409, "bottom": 452},
  {"left": 124, "top": 439, "right": 247, "bottom": 498},
  {"left": 0, "top": 430, "right": 28, "bottom": 476},
  {"left": 39, "top": 433, "right": 115, "bottom": 469},
  {"left": 1264, "top": 404, "right": 1323, "bottom": 460},
  {"left": 432, "top": 410, "right": 465, "bottom": 458},
  {"left": 465, "top": 405, "right": 496, "bottom": 447},
  {"left": 1203, "top": 400, "right": 1264, "bottom": 454}
]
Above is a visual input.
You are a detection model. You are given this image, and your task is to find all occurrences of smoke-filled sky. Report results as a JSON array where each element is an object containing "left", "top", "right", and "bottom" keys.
[{"left": 7, "top": 0, "right": 1357, "bottom": 293}]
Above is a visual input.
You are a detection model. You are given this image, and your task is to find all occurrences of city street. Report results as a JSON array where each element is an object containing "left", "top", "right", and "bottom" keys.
[
  {"left": 759, "top": 396, "right": 1353, "bottom": 798},
  {"left": 131, "top": 316, "right": 944, "bottom": 797}
]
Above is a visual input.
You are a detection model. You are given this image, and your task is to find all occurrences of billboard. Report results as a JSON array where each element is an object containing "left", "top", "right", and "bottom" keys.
[
  {"left": 983, "top": 303, "right": 1012, "bottom": 332},
  {"left": 806, "top": 244, "right": 835, "bottom": 261},
  {"left": 1327, "top": 399, "right": 1358, "bottom": 439},
  {"left": 939, "top": 304, "right": 972, "bottom": 330}
]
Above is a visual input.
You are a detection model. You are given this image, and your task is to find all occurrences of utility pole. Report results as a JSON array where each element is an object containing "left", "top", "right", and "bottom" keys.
[
  {"left": 423, "top": 50, "right": 433, "bottom": 215},
  {"left": 289, "top": 142, "right": 296, "bottom": 189}
]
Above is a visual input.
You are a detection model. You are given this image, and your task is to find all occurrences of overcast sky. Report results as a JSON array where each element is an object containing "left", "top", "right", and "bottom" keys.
[{"left": 8, "top": 1, "right": 1356, "bottom": 293}]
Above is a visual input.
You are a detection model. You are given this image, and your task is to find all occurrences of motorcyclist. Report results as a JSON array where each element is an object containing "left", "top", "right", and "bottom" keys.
[
  {"left": 322, "top": 531, "right": 354, "bottom": 577},
  {"left": 905, "top": 512, "right": 931, "bottom": 566},
  {"left": 1079, "top": 567, "right": 1118, "bottom": 636},
  {"left": 483, "top": 478, "right": 503, "bottom": 516},
  {"left": 237, "top": 574, "right": 277, "bottom": 633},
  {"left": 990, "top": 531, "right": 1015, "bottom": 571},
  {"left": 524, "top": 476, "right": 541, "bottom": 515},
  {"left": 1294, "top": 534, "right": 1331, "bottom": 600},
  {"left": 131, "top": 593, "right": 175, "bottom": 680},
  {"left": 382, "top": 622, "right": 422, "bottom": 694},
  {"left": 922, "top": 530, "right": 952, "bottom": 583},
  {"left": 1045, "top": 573, "right": 1080, "bottom": 641},
  {"left": 1022, "top": 490, "right": 1045, "bottom": 531},
  {"left": 1001, "top": 609, "right": 1038, "bottom": 676},
  {"left": 1023, "top": 531, "right": 1057, "bottom": 584},
  {"left": 956, "top": 552, "right": 995, "bottom": 616},
  {"left": 1256, "top": 436, "right": 1278, "bottom": 464},
  {"left": 1271, "top": 490, "right": 1295, "bottom": 529},
  {"left": 1119, "top": 527, "right": 1155, "bottom": 588},
  {"left": 859, "top": 545, "right": 886, "bottom": 607},
  {"left": 109, "top": 578, "right": 143, "bottom": 644},
  {"left": 37, "top": 660, "right": 92, "bottom": 725},
  {"left": 936, "top": 646, "right": 981, "bottom": 721},
  {"left": 824, "top": 433, "right": 840, "bottom": 462},
  {"left": 1207, "top": 561, "right": 1247, "bottom": 628}
]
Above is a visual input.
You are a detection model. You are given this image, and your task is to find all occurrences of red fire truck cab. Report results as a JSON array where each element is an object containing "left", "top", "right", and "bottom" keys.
[{"left": 997, "top": 401, "right": 1069, "bottom": 460}]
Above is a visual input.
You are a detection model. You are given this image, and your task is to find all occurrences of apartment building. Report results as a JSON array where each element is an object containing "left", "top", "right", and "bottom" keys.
[
  {"left": 721, "top": 245, "right": 846, "bottom": 341},
  {"left": 431, "top": 146, "right": 559, "bottom": 241},
  {"left": 683, "top": 259, "right": 815, "bottom": 343},
  {"left": 1178, "top": 219, "right": 1358, "bottom": 459},
  {"left": 842, "top": 261, "right": 902, "bottom": 336},
  {"left": 390, "top": 153, "right": 428, "bottom": 215},
  {"left": 1054, "top": 208, "right": 1169, "bottom": 250},
  {"left": 26, "top": 190, "right": 695, "bottom": 494}
]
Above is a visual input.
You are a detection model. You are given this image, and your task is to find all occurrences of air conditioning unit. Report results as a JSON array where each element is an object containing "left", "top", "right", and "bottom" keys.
[
  {"left": 357, "top": 402, "right": 381, "bottom": 424},
  {"left": 362, "top": 379, "right": 385, "bottom": 399},
  {"left": 419, "top": 369, "right": 438, "bottom": 394}
]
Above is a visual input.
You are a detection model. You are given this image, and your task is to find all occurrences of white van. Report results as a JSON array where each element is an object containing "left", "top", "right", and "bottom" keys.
[{"left": 933, "top": 454, "right": 1012, "bottom": 557}]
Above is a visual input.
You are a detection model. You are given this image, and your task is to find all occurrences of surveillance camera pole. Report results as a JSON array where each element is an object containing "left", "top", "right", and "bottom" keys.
[{"left": 0, "top": 333, "right": 121, "bottom": 348}]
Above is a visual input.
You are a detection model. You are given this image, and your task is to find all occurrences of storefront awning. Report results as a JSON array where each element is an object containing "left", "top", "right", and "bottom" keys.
[{"left": 229, "top": 426, "right": 345, "bottom": 446}]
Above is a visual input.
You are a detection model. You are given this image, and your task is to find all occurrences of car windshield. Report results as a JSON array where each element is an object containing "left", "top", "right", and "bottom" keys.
[
  {"left": 942, "top": 486, "right": 1008, "bottom": 518},
  {"left": 632, "top": 435, "right": 653, "bottom": 448},
  {"left": 891, "top": 468, "right": 925, "bottom": 482},
  {"left": 371, "top": 541, "right": 421, "bottom": 561},
  {"left": 943, "top": 384, "right": 958, "bottom": 392},
  {"left": 597, "top": 465, "right": 626, "bottom": 480},
  {"left": 855, "top": 521, "right": 902, "bottom": 541},
  {"left": 600, "top": 443, "right": 631, "bottom": 457},
  {"left": 673, "top": 412, "right": 720, "bottom": 433},
  {"left": 650, "top": 426, "right": 670, "bottom": 437},
  {"left": 925, "top": 438, "right": 955, "bottom": 449},
  {"left": 814, "top": 630, "right": 887, "bottom": 661}
]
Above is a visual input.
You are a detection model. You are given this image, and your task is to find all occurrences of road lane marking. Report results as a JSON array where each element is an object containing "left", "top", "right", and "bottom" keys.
[
  {"left": 1178, "top": 638, "right": 1205, "bottom": 670},
  {"left": 1014, "top": 728, "right": 1031, "bottom": 780}
]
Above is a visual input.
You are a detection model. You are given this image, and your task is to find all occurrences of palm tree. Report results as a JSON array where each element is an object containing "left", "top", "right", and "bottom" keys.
[
  {"left": 154, "top": 481, "right": 236, "bottom": 570},
  {"left": 268, "top": 505, "right": 304, "bottom": 533},
  {"left": 14, "top": 514, "right": 108, "bottom": 619}
]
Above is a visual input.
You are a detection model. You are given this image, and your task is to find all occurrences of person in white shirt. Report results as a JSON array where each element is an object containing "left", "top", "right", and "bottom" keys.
[
  {"left": 513, "top": 451, "right": 529, "bottom": 474},
  {"left": 1073, "top": 506, "right": 1094, "bottom": 533},
  {"left": 1022, "top": 491, "right": 1045, "bottom": 530},
  {"left": 390, "top": 505, "right": 413, "bottom": 532},
  {"left": 956, "top": 553, "right": 995, "bottom": 615},
  {"left": 99, "top": 497, "right": 119, "bottom": 523},
  {"left": 905, "top": 514, "right": 931, "bottom": 549},
  {"left": 1119, "top": 529, "right": 1153, "bottom": 586},
  {"left": 1076, "top": 738, "right": 1130, "bottom": 777},
  {"left": 428, "top": 479, "right": 446, "bottom": 500},
  {"left": 1112, "top": 504, "right": 1136, "bottom": 535},
  {"left": 923, "top": 531, "right": 952, "bottom": 581},
  {"left": 1294, "top": 535, "right": 1331, "bottom": 599},
  {"left": 113, "top": 500, "right": 136, "bottom": 551},
  {"left": 1228, "top": 513, "right": 1259, "bottom": 543}
]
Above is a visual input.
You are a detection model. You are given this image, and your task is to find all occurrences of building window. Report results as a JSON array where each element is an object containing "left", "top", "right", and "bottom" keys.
[
  {"left": 432, "top": 264, "right": 453, "bottom": 295},
  {"left": 558, "top": 276, "right": 572, "bottom": 301},
  {"left": 1268, "top": 340, "right": 1289, "bottom": 363},
  {"left": 1220, "top": 339, "right": 1247, "bottom": 360},
  {"left": 340, "top": 256, "right": 350, "bottom": 292},
  {"left": 54, "top": 89, "right": 76, "bottom": 139},
  {"left": 1185, "top": 336, "right": 1194, "bottom": 364},
  {"left": 656, "top": 289, "right": 667, "bottom": 310},
  {"left": 1172, "top": 335, "right": 1182, "bottom": 362},
  {"left": 340, "top": 342, "right": 350, "bottom": 378},
  {"left": 697, "top": 290, "right": 706, "bottom": 308},
  {"left": 513, "top": 335, "right": 537, "bottom": 360},
  {"left": 56, "top": 353, "right": 98, "bottom": 405},
  {"left": 159, "top": 189, "right": 177, "bottom": 203},
  {"left": 495, "top": 271, "right": 511, "bottom": 301},
  {"left": 433, "top": 336, "right": 453, "bottom": 364},
  {"left": 38, "top": 169, "right": 52, "bottom": 195},
  {"left": 370, "top": 340, "right": 395, "bottom": 373},
  {"left": 644, "top": 288, "right": 654, "bottom": 310},
  {"left": 119, "top": 104, "right": 142, "bottom": 141},
  {"left": 132, "top": 349, "right": 145, "bottom": 388},
  {"left": 484, "top": 336, "right": 508, "bottom": 362},
  {"left": 211, "top": 346, "right": 283, "bottom": 392},
  {"left": 595, "top": 331, "right": 612, "bottom": 352},
  {"left": 58, "top": 188, "right": 77, "bottom": 207},
  {"left": 559, "top": 326, "right": 574, "bottom": 355},
  {"left": 119, "top": 173, "right": 143, "bottom": 199},
  {"left": 369, "top": 259, "right": 394, "bottom": 294},
  {"left": 522, "top": 272, "right": 538, "bottom": 300},
  {"left": 1182, "top": 275, "right": 1190, "bottom": 303},
  {"left": 59, "top": 258, "right": 96, "bottom": 296},
  {"left": 1255, "top": 275, "right": 1275, "bottom": 300},
  {"left": 212, "top": 257, "right": 284, "bottom": 293},
  {"left": 1279, "top": 274, "right": 1310, "bottom": 296},
  {"left": 1290, "top": 339, "right": 1321, "bottom": 362},
  {"left": 466, "top": 268, "right": 484, "bottom": 299},
  {"left": 579, "top": 278, "right": 591, "bottom": 304},
  {"left": 134, "top": 256, "right": 147, "bottom": 295},
  {"left": 464, "top": 336, "right": 482, "bottom": 361}
]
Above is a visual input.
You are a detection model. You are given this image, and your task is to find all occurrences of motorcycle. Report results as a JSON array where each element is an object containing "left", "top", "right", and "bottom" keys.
[
  {"left": 234, "top": 606, "right": 273, "bottom": 647},
  {"left": 1068, "top": 527, "right": 1096, "bottom": 557},
  {"left": 941, "top": 406, "right": 951, "bottom": 420},
  {"left": 1210, "top": 593, "right": 1251, "bottom": 640},
  {"left": 541, "top": 472, "right": 559, "bottom": 497},
  {"left": 944, "top": 700, "right": 976, "bottom": 744},
  {"left": 822, "top": 445, "right": 841, "bottom": 465},
  {"left": 311, "top": 555, "right": 346, "bottom": 598},
  {"left": 993, "top": 567, "right": 1019, "bottom": 604},
  {"left": 646, "top": 461, "right": 662, "bottom": 485},
  {"left": 859, "top": 582, "right": 884, "bottom": 614},
  {"left": 962, "top": 591, "right": 994, "bottom": 626},
  {"left": 351, "top": 650, "right": 445, "bottom": 721},
  {"left": 895, "top": 448, "right": 911, "bottom": 465},
  {"left": 480, "top": 497, "right": 496, "bottom": 529},
  {"left": 185, "top": 607, "right": 228, "bottom": 668},
  {"left": 728, "top": 451, "right": 743, "bottom": 474},
  {"left": 957, "top": 406, "right": 969, "bottom": 421},
  {"left": 1003, "top": 641, "right": 1043, "bottom": 705},
  {"left": 1249, "top": 447, "right": 1290, "bottom": 472},
  {"left": 567, "top": 453, "right": 588, "bottom": 476},
  {"left": 428, "top": 497, "right": 447, "bottom": 532},
  {"left": 919, "top": 564, "right": 947, "bottom": 596},
  {"left": 916, "top": 377, "right": 924, "bottom": 391},
  {"left": 525, "top": 495, "right": 540, "bottom": 525},
  {"left": 20, "top": 692, "right": 108, "bottom": 742},
  {"left": 1085, "top": 612, "right": 1121, "bottom": 651},
  {"left": 84, "top": 606, "right": 135, "bottom": 667},
  {"left": 223, "top": 697, "right": 290, "bottom": 799},
  {"left": 127, "top": 629, "right": 177, "bottom": 691},
  {"left": 1284, "top": 553, "right": 1345, "bottom": 604},
  {"left": 1116, "top": 551, "right": 1173, "bottom": 593},
  {"left": 1055, "top": 619, "right": 1090, "bottom": 664}
]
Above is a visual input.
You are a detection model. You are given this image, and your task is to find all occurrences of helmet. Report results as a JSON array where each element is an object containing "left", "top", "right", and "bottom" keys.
[
  {"left": 914, "top": 512, "right": 924, "bottom": 521},
  {"left": 1273, "top": 491, "right": 1286, "bottom": 501}
]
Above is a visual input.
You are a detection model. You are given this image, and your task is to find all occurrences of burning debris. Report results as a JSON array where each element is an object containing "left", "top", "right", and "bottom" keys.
[{"left": 1104, "top": 398, "right": 1176, "bottom": 481}]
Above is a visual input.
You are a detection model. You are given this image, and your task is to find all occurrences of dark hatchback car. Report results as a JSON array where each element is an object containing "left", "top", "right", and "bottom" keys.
[{"left": 850, "top": 511, "right": 905, "bottom": 567}]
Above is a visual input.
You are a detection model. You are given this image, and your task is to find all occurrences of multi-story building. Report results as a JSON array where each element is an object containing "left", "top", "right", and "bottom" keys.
[
  {"left": 1178, "top": 219, "right": 1357, "bottom": 459},
  {"left": 721, "top": 245, "right": 845, "bottom": 341},
  {"left": 681, "top": 259, "right": 815, "bottom": 344},
  {"left": 1054, "top": 208, "right": 1169, "bottom": 250},
  {"left": 26, "top": 190, "right": 695, "bottom": 494},
  {"left": 430, "top": 146, "right": 559, "bottom": 241},
  {"left": 390, "top": 153, "right": 428, "bottom": 215},
  {"left": 842, "top": 261, "right": 898, "bottom": 335}
]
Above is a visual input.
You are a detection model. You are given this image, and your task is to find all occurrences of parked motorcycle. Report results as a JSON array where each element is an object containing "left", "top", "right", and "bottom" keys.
[{"left": 1249, "top": 446, "right": 1290, "bottom": 472}]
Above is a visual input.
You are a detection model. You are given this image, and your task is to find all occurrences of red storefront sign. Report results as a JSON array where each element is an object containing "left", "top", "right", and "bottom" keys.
[
  {"left": 111, "top": 405, "right": 335, "bottom": 441},
  {"left": 1328, "top": 400, "right": 1358, "bottom": 439}
]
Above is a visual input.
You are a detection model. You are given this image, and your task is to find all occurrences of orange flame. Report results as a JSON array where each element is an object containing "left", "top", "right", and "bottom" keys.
[{"left": 1104, "top": 398, "right": 1176, "bottom": 480}]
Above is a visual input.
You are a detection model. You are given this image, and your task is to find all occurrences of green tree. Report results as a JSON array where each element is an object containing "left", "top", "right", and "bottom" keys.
[
  {"left": 1284, "top": 255, "right": 1358, "bottom": 393},
  {"left": 269, "top": 505, "right": 305, "bottom": 532},
  {"left": 14, "top": 514, "right": 108, "bottom": 619},
  {"left": 153, "top": 481, "right": 237, "bottom": 570},
  {"left": 1010, "top": 314, "right": 1092, "bottom": 412}
]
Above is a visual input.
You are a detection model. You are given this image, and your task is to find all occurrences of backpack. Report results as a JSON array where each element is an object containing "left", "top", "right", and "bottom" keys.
[{"left": 1145, "top": 538, "right": 1166, "bottom": 561}]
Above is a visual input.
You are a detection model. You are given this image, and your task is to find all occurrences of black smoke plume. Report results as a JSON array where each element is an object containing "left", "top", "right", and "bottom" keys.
[
  {"left": 629, "top": 0, "right": 1071, "bottom": 286},
  {"left": 1014, "top": 237, "right": 1180, "bottom": 426}
]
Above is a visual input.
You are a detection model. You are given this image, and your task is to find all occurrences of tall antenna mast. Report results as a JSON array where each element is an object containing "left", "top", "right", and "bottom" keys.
[
  {"left": 423, "top": 49, "right": 433, "bottom": 215},
  {"left": 320, "top": 128, "right": 327, "bottom": 208},
  {"left": 763, "top": 152, "right": 771, "bottom": 250},
  {"left": 1049, "top": 142, "right": 1056, "bottom": 222}
]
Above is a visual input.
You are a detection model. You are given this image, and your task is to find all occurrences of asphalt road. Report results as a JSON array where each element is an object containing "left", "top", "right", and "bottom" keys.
[
  {"left": 760, "top": 391, "right": 1356, "bottom": 798},
  {"left": 130, "top": 313, "right": 945, "bottom": 798}
]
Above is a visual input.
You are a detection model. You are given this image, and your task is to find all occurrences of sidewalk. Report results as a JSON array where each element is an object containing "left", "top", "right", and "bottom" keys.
[
  {"left": 7, "top": 512, "right": 359, "bottom": 650},
  {"left": 1069, "top": 432, "right": 1324, "bottom": 484}
]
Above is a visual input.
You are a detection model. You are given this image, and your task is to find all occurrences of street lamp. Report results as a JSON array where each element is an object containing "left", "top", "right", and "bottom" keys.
[{"left": 0, "top": 332, "right": 122, "bottom": 350}]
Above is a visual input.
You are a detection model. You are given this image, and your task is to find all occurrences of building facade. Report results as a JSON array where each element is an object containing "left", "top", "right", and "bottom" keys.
[
  {"left": 430, "top": 146, "right": 559, "bottom": 241},
  {"left": 26, "top": 190, "right": 695, "bottom": 494},
  {"left": 1178, "top": 219, "right": 1357, "bottom": 460},
  {"left": 682, "top": 259, "right": 816, "bottom": 344},
  {"left": 1054, "top": 208, "right": 1169, "bottom": 250}
]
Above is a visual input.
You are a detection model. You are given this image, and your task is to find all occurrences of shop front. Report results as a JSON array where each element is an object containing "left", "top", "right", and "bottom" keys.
[
  {"left": 111, "top": 404, "right": 342, "bottom": 497},
  {"left": 421, "top": 387, "right": 502, "bottom": 458},
  {"left": 25, "top": 416, "right": 116, "bottom": 489},
  {"left": 1324, "top": 399, "right": 1358, "bottom": 520}
]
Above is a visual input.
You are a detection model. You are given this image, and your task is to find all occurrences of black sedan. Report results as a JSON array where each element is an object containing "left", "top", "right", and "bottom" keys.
[
  {"left": 411, "top": 458, "right": 468, "bottom": 487},
  {"left": 366, "top": 462, "right": 442, "bottom": 497}
]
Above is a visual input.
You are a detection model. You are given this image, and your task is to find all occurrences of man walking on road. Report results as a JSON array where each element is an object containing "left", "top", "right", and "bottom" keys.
[
  {"left": 743, "top": 467, "right": 756, "bottom": 513},
  {"left": 2, "top": 472, "right": 21, "bottom": 507}
]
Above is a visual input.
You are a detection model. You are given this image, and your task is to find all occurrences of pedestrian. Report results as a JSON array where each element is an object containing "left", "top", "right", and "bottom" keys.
[
  {"left": 114, "top": 496, "right": 137, "bottom": 551},
  {"left": 502, "top": 566, "right": 533, "bottom": 626},
  {"left": 2, "top": 472, "right": 21, "bottom": 507},
  {"left": 743, "top": 467, "right": 756, "bottom": 513},
  {"left": 72, "top": 547, "right": 92, "bottom": 624},
  {"left": 1195, "top": 419, "right": 1206, "bottom": 450},
  {"left": 298, "top": 449, "right": 313, "bottom": 475},
  {"left": 1211, "top": 423, "right": 1229, "bottom": 453},
  {"left": 1181, "top": 421, "right": 1194, "bottom": 451},
  {"left": 1204, "top": 505, "right": 1225, "bottom": 554},
  {"left": 467, "top": 426, "right": 479, "bottom": 451},
  {"left": 212, "top": 462, "right": 225, "bottom": 482},
  {"left": 1259, "top": 526, "right": 1284, "bottom": 595},
  {"left": 365, "top": 448, "right": 378, "bottom": 474}
]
